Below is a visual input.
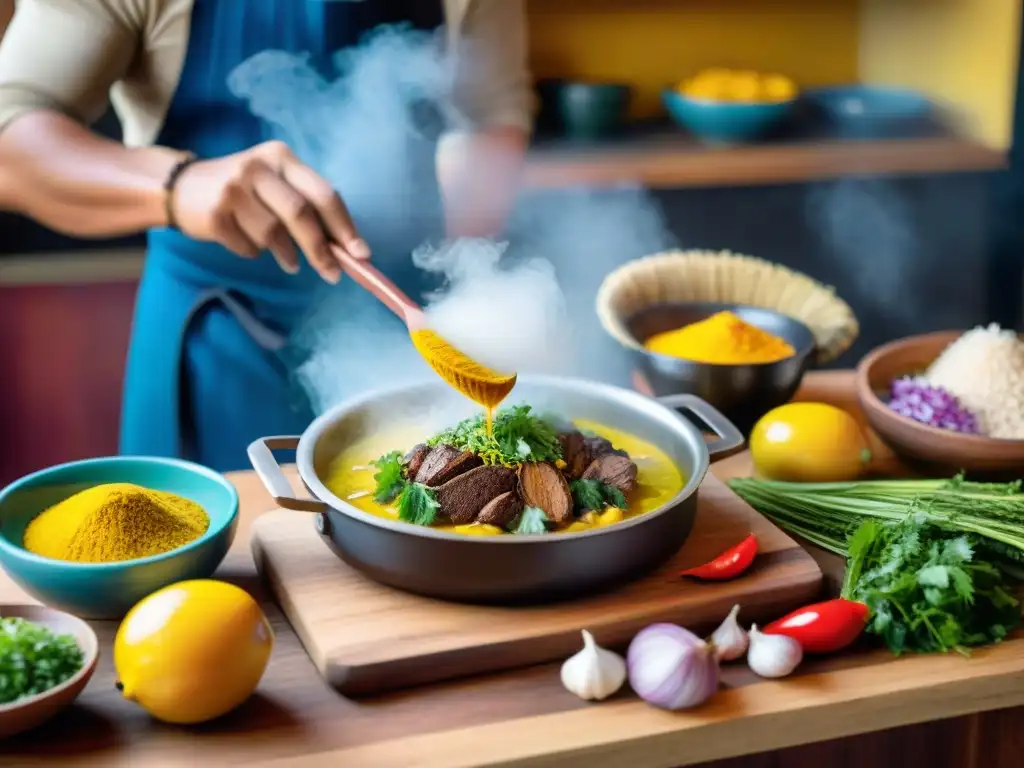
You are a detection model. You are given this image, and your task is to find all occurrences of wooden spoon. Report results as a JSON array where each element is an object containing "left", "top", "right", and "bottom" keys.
[{"left": 330, "top": 245, "right": 517, "bottom": 409}]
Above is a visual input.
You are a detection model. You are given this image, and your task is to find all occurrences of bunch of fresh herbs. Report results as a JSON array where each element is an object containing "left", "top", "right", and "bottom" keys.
[
  {"left": 427, "top": 404, "right": 562, "bottom": 466},
  {"left": 0, "top": 617, "right": 84, "bottom": 704},
  {"left": 728, "top": 475, "right": 1024, "bottom": 566},
  {"left": 840, "top": 515, "right": 1020, "bottom": 655}
]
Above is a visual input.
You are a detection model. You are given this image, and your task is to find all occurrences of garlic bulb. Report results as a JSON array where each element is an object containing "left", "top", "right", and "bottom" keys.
[
  {"left": 709, "top": 604, "right": 748, "bottom": 661},
  {"left": 747, "top": 624, "right": 802, "bottom": 678},
  {"left": 560, "top": 629, "right": 627, "bottom": 701}
]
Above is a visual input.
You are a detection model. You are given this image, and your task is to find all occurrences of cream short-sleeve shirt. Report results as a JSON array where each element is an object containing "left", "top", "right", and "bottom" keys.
[{"left": 0, "top": 0, "right": 534, "bottom": 147}]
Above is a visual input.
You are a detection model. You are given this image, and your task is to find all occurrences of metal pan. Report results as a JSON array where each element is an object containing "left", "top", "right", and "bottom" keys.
[{"left": 249, "top": 375, "right": 744, "bottom": 604}]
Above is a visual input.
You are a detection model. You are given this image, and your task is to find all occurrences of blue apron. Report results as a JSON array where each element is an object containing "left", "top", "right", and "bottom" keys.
[{"left": 119, "top": 0, "right": 444, "bottom": 472}]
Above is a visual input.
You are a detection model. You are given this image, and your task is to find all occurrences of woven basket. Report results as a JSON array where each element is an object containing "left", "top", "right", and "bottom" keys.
[{"left": 596, "top": 249, "right": 859, "bottom": 365}]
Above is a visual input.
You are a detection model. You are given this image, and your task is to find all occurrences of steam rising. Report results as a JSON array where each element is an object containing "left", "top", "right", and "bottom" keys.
[
  {"left": 414, "top": 239, "right": 574, "bottom": 376},
  {"left": 806, "top": 179, "right": 918, "bottom": 322},
  {"left": 229, "top": 25, "right": 674, "bottom": 413}
]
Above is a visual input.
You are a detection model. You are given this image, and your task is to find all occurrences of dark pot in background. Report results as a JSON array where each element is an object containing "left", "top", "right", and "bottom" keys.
[
  {"left": 627, "top": 303, "right": 816, "bottom": 435},
  {"left": 536, "top": 79, "right": 632, "bottom": 140}
]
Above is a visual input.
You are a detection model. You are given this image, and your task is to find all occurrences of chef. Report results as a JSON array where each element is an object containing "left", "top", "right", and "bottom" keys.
[{"left": 0, "top": 0, "right": 532, "bottom": 471}]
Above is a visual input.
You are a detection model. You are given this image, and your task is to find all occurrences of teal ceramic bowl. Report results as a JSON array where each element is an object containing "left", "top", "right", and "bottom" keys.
[
  {"left": 662, "top": 89, "right": 795, "bottom": 143},
  {"left": 537, "top": 79, "right": 632, "bottom": 139},
  {"left": 0, "top": 457, "right": 239, "bottom": 619}
]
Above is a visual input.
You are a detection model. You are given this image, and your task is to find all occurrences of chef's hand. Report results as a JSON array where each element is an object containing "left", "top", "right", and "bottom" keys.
[{"left": 171, "top": 140, "right": 370, "bottom": 283}]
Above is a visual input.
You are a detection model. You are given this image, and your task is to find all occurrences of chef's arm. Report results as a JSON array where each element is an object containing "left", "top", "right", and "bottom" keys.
[
  {"left": 436, "top": 0, "right": 534, "bottom": 238},
  {"left": 0, "top": 113, "right": 181, "bottom": 236},
  {"left": 0, "top": 0, "right": 178, "bottom": 236},
  {"left": 436, "top": 127, "right": 528, "bottom": 239}
]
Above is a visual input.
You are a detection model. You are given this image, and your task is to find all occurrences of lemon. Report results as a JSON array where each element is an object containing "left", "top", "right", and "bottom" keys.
[
  {"left": 681, "top": 68, "right": 733, "bottom": 100},
  {"left": 761, "top": 73, "right": 797, "bottom": 102},
  {"left": 750, "top": 402, "right": 872, "bottom": 482},
  {"left": 114, "top": 579, "right": 274, "bottom": 724},
  {"left": 728, "top": 71, "right": 762, "bottom": 102}
]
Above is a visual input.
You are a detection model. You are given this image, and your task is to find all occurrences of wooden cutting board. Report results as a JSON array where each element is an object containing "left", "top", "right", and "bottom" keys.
[{"left": 251, "top": 473, "right": 822, "bottom": 696}]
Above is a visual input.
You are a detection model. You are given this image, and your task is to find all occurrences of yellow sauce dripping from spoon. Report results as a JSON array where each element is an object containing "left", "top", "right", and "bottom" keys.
[
  {"left": 410, "top": 329, "right": 517, "bottom": 429},
  {"left": 323, "top": 243, "right": 518, "bottom": 426}
]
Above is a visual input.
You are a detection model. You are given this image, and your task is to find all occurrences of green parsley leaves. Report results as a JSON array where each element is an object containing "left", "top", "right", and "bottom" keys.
[
  {"left": 0, "top": 618, "right": 84, "bottom": 704},
  {"left": 369, "top": 450, "right": 437, "bottom": 527},
  {"left": 841, "top": 515, "right": 1021, "bottom": 655},
  {"left": 371, "top": 450, "right": 406, "bottom": 503},
  {"left": 570, "top": 478, "right": 627, "bottom": 514},
  {"left": 427, "top": 404, "right": 562, "bottom": 467},
  {"left": 396, "top": 483, "right": 440, "bottom": 527},
  {"left": 511, "top": 505, "right": 550, "bottom": 535}
]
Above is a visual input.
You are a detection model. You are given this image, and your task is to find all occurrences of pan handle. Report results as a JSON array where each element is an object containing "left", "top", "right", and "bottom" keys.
[
  {"left": 247, "top": 436, "right": 328, "bottom": 513},
  {"left": 656, "top": 394, "right": 746, "bottom": 460}
]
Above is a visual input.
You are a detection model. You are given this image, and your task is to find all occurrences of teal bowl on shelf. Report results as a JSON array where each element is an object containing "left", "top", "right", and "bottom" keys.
[
  {"left": 0, "top": 456, "right": 239, "bottom": 619},
  {"left": 537, "top": 79, "right": 632, "bottom": 139},
  {"left": 662, "top": 89, "right": 795, "bottom": 143}
]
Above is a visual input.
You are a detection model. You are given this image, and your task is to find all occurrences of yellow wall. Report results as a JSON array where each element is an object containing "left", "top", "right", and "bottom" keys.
[
  {"left": 526, "top": 0, "right": 862, "bottom": 120},
  {"left": 859, "top": 0, "right": 1020, "bottom": 149}
]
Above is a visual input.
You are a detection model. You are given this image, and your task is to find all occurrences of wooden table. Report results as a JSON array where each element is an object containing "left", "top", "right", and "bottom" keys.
[{"left": 5, "top": 371, "right": 1024, "bottom": 767}]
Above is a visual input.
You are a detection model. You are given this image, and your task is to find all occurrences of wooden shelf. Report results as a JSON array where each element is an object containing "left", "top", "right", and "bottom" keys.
[{"left": 523, "top": 126, "right": 1008, "bottom": 190}]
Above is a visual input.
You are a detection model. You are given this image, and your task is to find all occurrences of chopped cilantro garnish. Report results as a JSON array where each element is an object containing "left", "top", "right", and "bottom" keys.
[
  {"left": 396, "top": 483, "right": 440, "bottom": 527},
  {"left": 371, "top": 450, "right": 407, "bottom": 503},
  {"left": 0, "top": 618, "right": 84, "bottom": 704},
  {"left": 511, "top": 505, "right": 550, "bottom": 535},
  {"left": 427, "top": 404, "right": 562, "bottom": 466},
  {"left": 570, "top": 478, "right": 627, "bottom": 514}
]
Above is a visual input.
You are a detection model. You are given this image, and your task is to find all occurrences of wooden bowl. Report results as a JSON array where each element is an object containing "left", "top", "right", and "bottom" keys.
[
  {"left": 0, "top": 604, "right": 99, "bottom": 739},
  {"left": 856, "top": 331, "right": 1024, "bottom": 476}
]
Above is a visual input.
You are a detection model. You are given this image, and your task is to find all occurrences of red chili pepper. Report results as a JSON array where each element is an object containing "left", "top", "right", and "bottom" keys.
[
  {"left": 679, "top": 533, "right": 757, "bottom": 581},
  {"left": 763, "top": 598, "right": 870, "bottom": 654}
]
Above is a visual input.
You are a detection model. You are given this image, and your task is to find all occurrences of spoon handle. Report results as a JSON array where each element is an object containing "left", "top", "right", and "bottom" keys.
[{"left": 329, "top": 244, "right": 423, "bottom": 326}]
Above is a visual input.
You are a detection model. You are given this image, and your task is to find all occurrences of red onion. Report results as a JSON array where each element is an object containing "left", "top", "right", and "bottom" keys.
[
  {"left": 887, "top": 377, "right": 980, "bottom": 434},
  {"left": 626, "top": 623, "right": 719, "bottom": 710}
]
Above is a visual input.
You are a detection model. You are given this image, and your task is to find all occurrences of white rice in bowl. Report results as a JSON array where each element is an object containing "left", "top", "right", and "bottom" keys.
[{"left": 924, "top": 323, "right": 1024, "bottom": 439}]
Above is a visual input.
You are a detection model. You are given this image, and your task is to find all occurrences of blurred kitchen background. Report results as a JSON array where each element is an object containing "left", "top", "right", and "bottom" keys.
[{"left": 2, "top": 0, "right": 1023, "bottom": 483}]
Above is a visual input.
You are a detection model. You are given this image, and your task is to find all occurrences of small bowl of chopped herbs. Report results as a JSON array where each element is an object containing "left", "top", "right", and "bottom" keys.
[{"left": 0, "top": 604, "right": 97, "bottom": 739}]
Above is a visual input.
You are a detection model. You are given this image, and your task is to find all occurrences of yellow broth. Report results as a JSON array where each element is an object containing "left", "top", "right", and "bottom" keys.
[{"left": 322, "top": 420, "right": 686, "bottom": 536}]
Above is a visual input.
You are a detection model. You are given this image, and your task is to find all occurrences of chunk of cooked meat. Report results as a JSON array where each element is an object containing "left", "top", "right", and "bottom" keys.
[
  {"left": 436, "top": 466, "right": 518, "bottom": 525},
  {"left": 403, "top": 443, "right": 430, "bottom": 479},
  {"left": 476, "top": 491, "right": 523, "bottom": 529},
  {"left": 414, "top": 445, "right": 459, "bottom": 484},
  {"left": 583, "top": 435, "right": 629, "bottom": 460},
  {"left": 518, "top": 462, "right": 573, "bottom": 525},
  {"left": 582, "top": 454, "right": 638, "bottom": 496},
  {"left": 415, "top": 445, "right": 482, "bottom": 487},
  {"left": 558, "top": 431, "right": 590, "bottom": 480}
]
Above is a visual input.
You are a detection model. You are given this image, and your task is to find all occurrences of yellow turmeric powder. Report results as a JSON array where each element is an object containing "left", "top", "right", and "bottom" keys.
[
  {"left": 644, "top": 310, "right": 795, "bottom": 364},
  {"left": 23, "top": 483, "right": 209, "bottom": 564}
]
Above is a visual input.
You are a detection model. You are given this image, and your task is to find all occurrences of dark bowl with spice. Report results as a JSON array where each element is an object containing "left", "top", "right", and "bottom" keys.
[
  {"left": 622, "top": 302, "right": 816, "bottom": 434},
  {"left": 856, "top": 331, "right": 1024, "bottom": 478},
  {"left": 0, "top": 456, "right": 239, "bottom": 619}
]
